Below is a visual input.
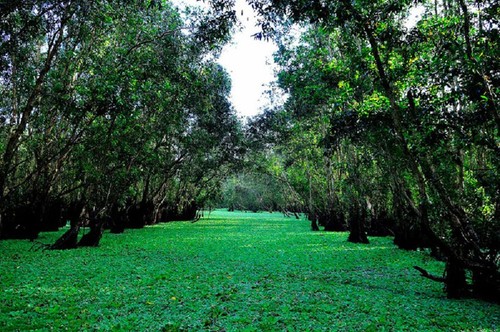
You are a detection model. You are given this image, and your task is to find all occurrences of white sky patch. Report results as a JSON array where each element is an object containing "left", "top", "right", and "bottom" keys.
[
  {"left": 174, "top": 0, "right": 277, "bottom": 118},
  {"left": 218, "top": 0, "right": 278, "bottom": 118},
  {"left": 404, "top": 4, "right": 426, "bottom": 29}
]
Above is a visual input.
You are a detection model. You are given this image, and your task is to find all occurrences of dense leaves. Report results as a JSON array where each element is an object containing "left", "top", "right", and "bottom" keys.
[
  {"left": 0, "top": 0, "right": 243, "bottom": 242},
  {"left": 239, "top": 0, "right": 500, "bottom": 301}
]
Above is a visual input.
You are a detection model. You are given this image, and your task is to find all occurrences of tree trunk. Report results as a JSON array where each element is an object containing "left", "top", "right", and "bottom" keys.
[
  {"left": 323, "top": 210, "right": 346, "bottom": 232},
  {"left": 78, "top": 218, "right": 105, "bottom": 247},
  {"left": 50, "top": 200, "right": 84, "bottom": 249},
  {"left": 109, "top": 203, "right": 126, "bottom": 234},
  {"left": 347, "top": 201, "right": 369, "bottom": 244},
  {"left": 338, "top": 0, "right": 498, "bottom": 300},
  {"left": 50, "top": 225, "right": 80, "bottom": 250},
  {"left": 445, "top": 258, "right": 469, "bottom": 299},
  {"left": 472, "top": 268, "right": 500, "bottom": 304},
  {"left": 127, "top": 202, "right": 147, "bottom": 228},
  {"left": 0, "top": 16, "right": 67, "bottom": 205},
  {"left": 310, "top": 213, "right": 320, "bottom": 231}
]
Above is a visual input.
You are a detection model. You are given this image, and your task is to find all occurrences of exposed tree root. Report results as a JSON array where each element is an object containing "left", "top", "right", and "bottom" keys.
[{"left": 413, "top": 266, "right": 445, "bottom": 282}]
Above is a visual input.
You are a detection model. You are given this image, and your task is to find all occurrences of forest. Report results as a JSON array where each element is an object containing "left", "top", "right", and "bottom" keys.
[{"left": 0, "top": 0, "right": 499, "bottom": 324}]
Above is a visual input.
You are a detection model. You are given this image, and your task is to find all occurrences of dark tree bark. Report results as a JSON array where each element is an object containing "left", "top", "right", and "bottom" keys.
[
  {"left": 367, "top": 209, "right": 394, "bottom": 237},
  {"left": 445, "top": 258, "right": 469, "bottom": 299},
  {"left": 142, "top": 201, "right": 155, "bottom": 225},
  {"left": 78, "top": 217, "right": 105, "bottom": 247},
  {"left": 50, "top": 225, "right": 80, "bottom": 250},
  {"left": 323, "top": 210, "right": 346, "bottom": 232},
  {"left": 393, "top": 223, "right": 421, "bottom": 251},
  {"left": 127, "top": 202, "right": 147, "bottom": 228},
  {"left": 472, "top": 268, "right": 500, "bottom": 303},
  {"left": 49, "top": 201, "right": 84, "bottom": 250},
  {"left": 310, "top": 213, "right": 320, "bottom": 231},
  {"left": 347, "top": 202, "right": 369, "bottom": 244},
  {"left": 1, "top": 204, "right": 41, "bottom": 240},
  {"left": 40, "top": 198, "right": 65, "bottom": 232},
  {"left": 160, "top": 201, "right": 198, "bottom": 222},
  {"left": 109, "top": 203, "right": 126, "bottom": 234},
  {"left": 392, "top": 185, "right": 427, "bottom": 251},
  {"left": 414, "top": 266, "right": 445, "bottom": 282}
]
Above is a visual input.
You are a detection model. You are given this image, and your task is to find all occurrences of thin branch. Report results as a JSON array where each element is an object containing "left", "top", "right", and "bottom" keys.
[{"left": 124, "top": 25, "right": 190, "bottom": 57}]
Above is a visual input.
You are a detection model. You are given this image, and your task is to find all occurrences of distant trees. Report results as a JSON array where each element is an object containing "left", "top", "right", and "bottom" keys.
[{"left": 0, "top": 1, "right": 243, "bottom": 244}]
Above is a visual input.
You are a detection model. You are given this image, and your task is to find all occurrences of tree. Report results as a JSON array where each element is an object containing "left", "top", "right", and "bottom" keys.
[
  {"left": 0, "top": 0, "right": 244, "bottom": 248},
  {"left": 237, "top": 0, "right": 499, "bottom": 300}
]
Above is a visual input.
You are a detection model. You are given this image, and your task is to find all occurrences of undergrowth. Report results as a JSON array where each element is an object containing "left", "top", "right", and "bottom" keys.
[{"left": 0, "top": 210, "right": 498, "bottom": 331}]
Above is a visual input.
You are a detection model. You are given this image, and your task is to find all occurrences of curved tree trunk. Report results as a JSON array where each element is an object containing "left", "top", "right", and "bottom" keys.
[
  {"left": 49, "top": 201, "right": 84, "bottom": 250},
  {"left": 50, "top": 225, "right": 80, "bottom": 250},
  {"left": 78, "top": 218, "right": 105, "bottom": 247}
]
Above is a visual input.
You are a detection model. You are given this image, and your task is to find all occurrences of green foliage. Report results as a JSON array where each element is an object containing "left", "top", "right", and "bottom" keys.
[
  {"left": 0, "top": 0, "right": 243, "bottom": 234},
  {"left": 0, "top": 211, "right": 498, "bottom": 331},
  {"left": 244, "top": 0, "right": 499, "bottom": 295}
]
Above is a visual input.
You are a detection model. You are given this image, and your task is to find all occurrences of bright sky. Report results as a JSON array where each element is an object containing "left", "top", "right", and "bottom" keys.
[
  {"left": 217, "top": 1, "right": 277, "bottom": 118},
  {"left": 175, "top": 0, "right": 277, "bottom": 118}
]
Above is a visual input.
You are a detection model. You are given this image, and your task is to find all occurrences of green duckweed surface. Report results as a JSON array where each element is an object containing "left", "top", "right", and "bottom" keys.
[{"left": 1, "top": 210, "right": 498, "bottom": 331}]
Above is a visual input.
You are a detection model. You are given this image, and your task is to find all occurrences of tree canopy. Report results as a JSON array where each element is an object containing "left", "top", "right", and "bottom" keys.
[
  {"left": 0, "top": 0, "right": 244, "bottom": 243},
  {"left": 240, "top": 0, "right": 499, "bottom": 301}
]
